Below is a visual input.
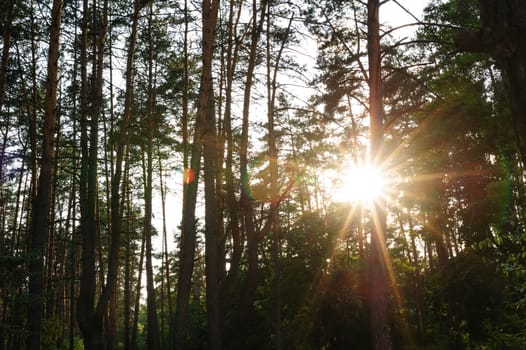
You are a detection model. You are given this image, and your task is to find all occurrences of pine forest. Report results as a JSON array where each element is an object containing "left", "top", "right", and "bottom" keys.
[{"left": 1, "top": 0, "right": 526, "bottom": 349}]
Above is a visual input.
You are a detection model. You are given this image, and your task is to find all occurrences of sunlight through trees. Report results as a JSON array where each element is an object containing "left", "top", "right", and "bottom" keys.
[{"left": 0, "top": 0, "right": 525, "bottom": 349}]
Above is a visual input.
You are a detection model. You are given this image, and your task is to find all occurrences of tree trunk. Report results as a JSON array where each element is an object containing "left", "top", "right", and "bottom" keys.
[
  {"left": 26, "top": 0, "right": 64, "bottom": 348},
  {"left": 0, "top": 0, "right": 15, "bottom": 204},
  {"left": 172, "top": 110, "right": 201, "bottom": 349},
  {"left": 131, "top": 231, "right": 146, "bottom": 350},
  {"left": 172, "top": 0, "right": 203, "bottom": 345},
  {"left": 68, "top": 34, "right": 79, "bottom": 345},
  {"left": 77, "top": 0, "right": 109, "bottom": 347},
  {"left": 201, "top": 0, "right": 222, "bottom": 347},
  {"left": 158, "top": 152, "right": 173, "bottom": 348},
  {"left": 144, "top": 6, "right": 161, "bottom": 348},
  {"left": 220, "top": 0, "right": 244, "bottom": 318},
  {"left": 123, "top": 165, "right": 132, "bottom": 350},
  {"left": 367, "top": 1, "right": 392, "bottom": 349},
  {"left": 173, "top": 50, "right": 203, "bottom": 350},
  {"left": 265, "top": 8, "right": 294, "bottom": 349},
  {"left": 233, "top": 0, "right": 267, "bottom": 337},
  {"left": 90, "top": 1, "right": 139, "bottom": 347},
  {"left": 0, "top": 1, "right": 15, "bottom": 188},
  {"left": 77, "top": 0, "right": 93, "bottom": 343}
]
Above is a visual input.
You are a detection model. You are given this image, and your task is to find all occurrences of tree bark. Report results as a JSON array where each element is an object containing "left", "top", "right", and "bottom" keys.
[
  {"left": 265, "top": 8, "right": 294, "bottom": 349},
  {"left": 201, "top": 0, "right": 222, "bottom": 347},
  {"left": 77, "top": 0, "right": 109, "bottom": 347},
  {"left": 172, "top": 104, "right": 201, "bottom": 349},
  {"left": 233, "top": 0, "right": 268, "bottom": 337},
  {"left": 94, "top": 0, "right": 139, "bottom": 346},
  {"left": 0, "top": 0, "right": 15, "bottom": 124},
  {"left": 123, "top": 165, "right": 132, "bottom": 350},
  {"left": 220, "top": 0, "right": 243, "bottom": 303},
  {"left": 26, "top": 0, "right": 64, "bottom": 348},
  {"left": 158, "top": 151, "right": 173, "bottom": 349},
  {"left": 144, "top": 6, "right": 161, "bottom": 348},
  {"left": 367, "top": 1, "right": 392, "bottom": 349},
  {"left": 131, "top": 231, "right": 146, "bottom": 350},
  {"left": 172, "top": 0, "right": 203, "bottom": 345}
]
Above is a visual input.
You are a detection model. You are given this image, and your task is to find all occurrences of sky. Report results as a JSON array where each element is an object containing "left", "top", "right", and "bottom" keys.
[
  {"left": 150, "top": 0, "right": 434, "bottom": 272},
  {"left": 382, "top": 0, "right": 430, "bottom": 37}
]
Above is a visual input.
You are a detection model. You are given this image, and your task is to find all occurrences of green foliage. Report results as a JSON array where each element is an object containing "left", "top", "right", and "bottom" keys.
[
  {"left": 60, "top": 337, "right": 84, "bottom": 350},
  {"left": 42, "top": 317, "right": 62, "bottom": 350},
  {"left": 421, "top": 252, "right": 526, "bottom": 349}
]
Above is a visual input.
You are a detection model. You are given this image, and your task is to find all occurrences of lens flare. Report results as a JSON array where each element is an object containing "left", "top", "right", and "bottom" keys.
[
  {"left": 330, "top": 163, "right": 387, "bottom": 206},
  {"left": 176, "top": 167, "right": 195, "bottom": 185}
]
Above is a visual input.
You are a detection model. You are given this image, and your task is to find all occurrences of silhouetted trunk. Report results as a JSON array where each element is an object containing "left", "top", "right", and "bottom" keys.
[
  {"left": 235, "top": 0, "right": 267, "bottom": 335},
  {"left": 367, "top": 1, "right": 392, "bottom": 349},
  {"left": 265, "top": 8, "right": 293, "bottom": 348},
  {"left": 158, "top": 152, "right": 173, "bottom": 348},
  {"left": 26, "top": 0, "right": 63, "bottom": 348},
  {"left": 77, "top": 0, "right": 111, "bottom": 348},
  {"left": 0, "top": 0, "right": 13, "bottom": 105},
  {"left": 68, "top": 21, "right": 80, "bottom": 345},
  {"left": 173, "top": 0, "right": 202, "bottom": 345},
  {"left": 93, "top": 1, "right": 139, "bottom": 348},
  {"left": 221, "top": 0, "right": 243, "bottom": 308},
  {"left": 131, "top": 231, "right": 146, "bottom": 350},
  {"left": 144, "top": 7, "right": 161, "bottom": 348},
  {"left": 201, "top": 0, "right": 222, "bottom": 347},
  {"left": 0, "top": 0, "right": 14, "bottom": 188},
  {"left": 123, "top": 164, "right": 132, "bottom": 350}
]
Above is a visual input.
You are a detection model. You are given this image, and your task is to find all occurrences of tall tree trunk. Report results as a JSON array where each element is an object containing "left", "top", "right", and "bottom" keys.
[
  {"left": 158, "top": 152, "right": 173, "bottom": 349},
  {"left": 144, "top": 7, "right": 161, "bottom": 347},
  {"left": 77, "top": 0, "right": 109, "bottom": 346},
  {"left": 44, "top": 111, "right": 61, "bottom": 320},
  {"left": 182, "top": 0, "right": 190, "bottom": 171},
  {"left": 26, "top": 0, "right": 64, "bottom": 348},
  {"left": 131, "top": 229, "right": 146, "bottom": 350},
  {"left": 265, "top": 7, "right": 293, "bottom": 349},
  {"left": 172, "top": 95, "right": 202, "bottom": 349},
  {"left": 221, "top": 0, "right": 243, "bottom": 304},
  {"left": 123, "top": 162, "right": 132, "bottom": 350},
  {"left": 172, "top": 0, "right": 202, "bottom": 345},
  {"left": 104, "top": 30, "right": 117, "bottom": 350},
  {"left": 200, "top": 0, "right": 222, "bottom": 347},
  {"left": 67, "top": 17, "right": 80, "bottom": 342},
  {"left": 234, "top": 0, "right": 267, "bottom": 337},
  {"left": 367, "top": 1, "right": 392, "bottom": 349},
  {"left": 0, "top": 0, "right": 14, "bottom": 115},
  {"left": 0, "top": 0, "right": 15, "bottom": 192},
  {"left": 28, "top": 0, "right": 40, "bottom": 246},
  {"left": 93, "top": 0, "right": 140, "bottom": 347},
  {"left": 77, "top": 0, "right": 93, "bottom": 343}
]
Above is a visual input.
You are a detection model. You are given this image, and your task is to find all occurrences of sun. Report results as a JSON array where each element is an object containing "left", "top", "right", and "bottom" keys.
[{"left": 329, "top": 162, "right": 387, "bottom": 205}]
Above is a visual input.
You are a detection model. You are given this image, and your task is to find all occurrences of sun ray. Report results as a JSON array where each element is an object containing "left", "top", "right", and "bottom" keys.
[{"left": 327, "top": 158, "right": 393, "bottom": 207}]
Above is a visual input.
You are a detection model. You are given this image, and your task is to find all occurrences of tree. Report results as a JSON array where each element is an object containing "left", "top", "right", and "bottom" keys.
[
  {"left": 367, "top": 0, "right": 392, "bottom": 349},
  {"left": 453, "top": 0, "right": 526, "bottom": 167},
  {"left": 26, "top": 0, "right": 64, "bottom": 348},
  {"left": 77, "top": 0, "right": 110, "bottom": 347},
  {"left": 200, "top": 0, "right": 222, "bottom": 347},
  {"left": 233, "top": 0, "right": 268, "bottom": 335},
  {"left": 0, "top": 0, "right": 14, "bottom": 122},
  {"left": 142, "top": 5, "right": 161, "bottom": 350},
  {"left": 173, "top": 7, "right": 204, "bottom": 350}
]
